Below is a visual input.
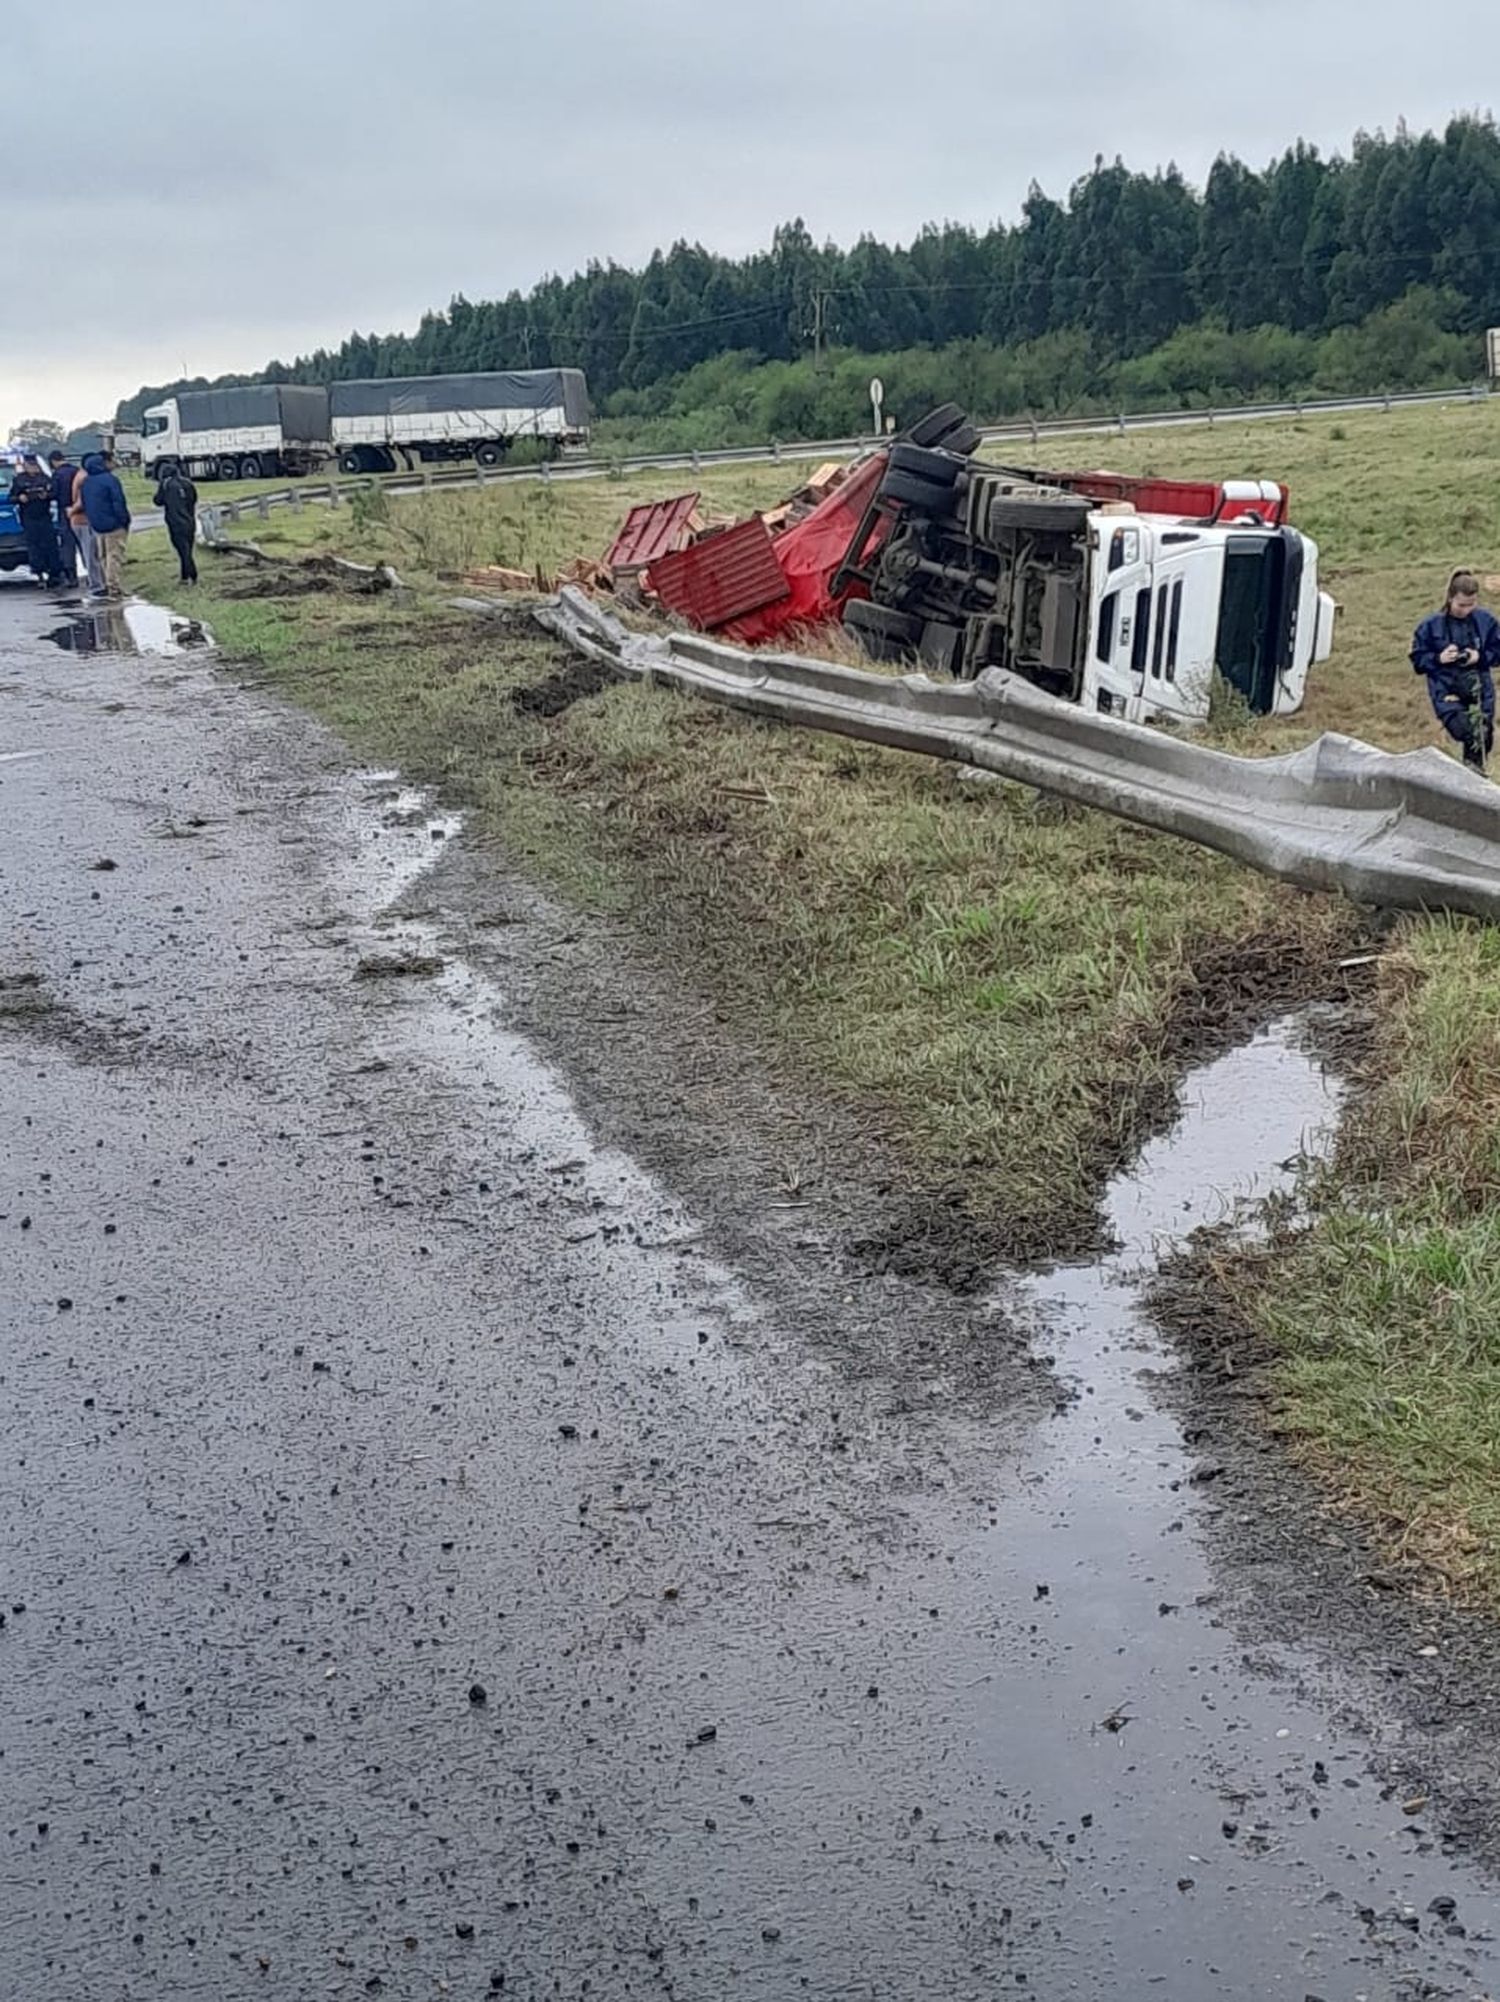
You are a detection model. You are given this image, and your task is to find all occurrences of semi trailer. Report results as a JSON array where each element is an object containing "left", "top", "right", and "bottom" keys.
[
  {"left": 328, "top": 369, "right": 590, "bottom": 473},
  {"left": 141, "top": 370, "right": 591, "bottom": 482}
]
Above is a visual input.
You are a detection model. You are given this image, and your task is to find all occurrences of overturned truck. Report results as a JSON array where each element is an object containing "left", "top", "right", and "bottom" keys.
[{"left": 834, "top": 407, "right": 1336, "bottom": 723}]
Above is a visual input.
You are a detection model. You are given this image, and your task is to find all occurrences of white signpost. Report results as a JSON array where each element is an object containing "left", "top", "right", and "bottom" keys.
[
  {"left": 869, "top": 376, "right": 885, "bottom": 438},
  {"left": 1488, "top": 329, "right": 1500, "bottom": 384}
]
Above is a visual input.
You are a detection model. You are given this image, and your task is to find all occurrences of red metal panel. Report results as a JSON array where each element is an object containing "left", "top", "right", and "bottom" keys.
[
  {"left": 1034, "top": 467, "right": 1289, "bottom": 525},
  {"left": 648, "top": 516, "right": 790, "bottom": 630},
  {"left": 604, "top": 491, "right": 701, "bottom": 570}
]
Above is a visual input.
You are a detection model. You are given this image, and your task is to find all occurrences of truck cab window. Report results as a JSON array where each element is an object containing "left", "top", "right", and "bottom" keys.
[
  {"left": 1096, "top": 590, "right": 1118, "bottom": 662},
  {"left": 1131, "top": 587, "right": 1152, "bottom": 675},
  {"left": 144, "top": 413, "right": 169, "bottom": 437}
]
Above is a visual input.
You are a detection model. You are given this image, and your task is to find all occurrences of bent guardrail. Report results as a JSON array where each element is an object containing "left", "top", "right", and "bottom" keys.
[{"left": 533, "top": 587, "right": 1500, "bottom": 925}]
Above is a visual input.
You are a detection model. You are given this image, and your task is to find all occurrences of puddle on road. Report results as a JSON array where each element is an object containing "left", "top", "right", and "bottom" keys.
[
  {"left": 326, "top": 770, "right": 466, "bottom": 920},
  {"left": 44, "top": 598, "right": 212, "bottom": 658}
]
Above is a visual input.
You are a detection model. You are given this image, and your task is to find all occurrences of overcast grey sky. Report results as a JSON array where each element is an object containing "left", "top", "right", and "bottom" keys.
[{"left": 3, "top": 0, "right": 1492, "bottom": 436}]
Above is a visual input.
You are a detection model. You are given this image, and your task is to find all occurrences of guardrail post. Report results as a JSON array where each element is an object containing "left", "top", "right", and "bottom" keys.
[
  {"left": 290, "top": 488, "right": 302, "bottom": 513},
  {"left": 771, "top": 439, "right": 782, "bottom": 459},
  {"left": 1117, "top": 412, "right": 1127, "bottom": 435},
  {"left": 1029, "top": 416, "right": 1038, "bottom": 446},
  {"left": 256, "top": 495, "right": 270, "bottom": 520},
  {"left": 1384, "top": 392, "right": 1392, "bottom": 411},
  {"left": 475, "top": 464, "right": 484, "bottom": 487},
  {"left": 328, "top": 483, "right": 342, "bottom": 508},
  {"left": 692, "top": 449, "right": 701, "bottom": 472},
  {"left": 225, "top": 501, "right": 240, "bottom": 523},
  {"left": 1207, "top": 407, "right": 1215, "bottom": 427},
  {"left": 542, "top": 460, "right": 552, "bottom": 484}
]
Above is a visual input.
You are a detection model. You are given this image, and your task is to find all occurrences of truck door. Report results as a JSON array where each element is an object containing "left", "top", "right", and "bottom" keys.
[
  {"left": 1131, "top": 536, "right": 1203, "bottom": 722},
  {"left": 1085, "top": 521, "right": 1152, "bottom": 717}
]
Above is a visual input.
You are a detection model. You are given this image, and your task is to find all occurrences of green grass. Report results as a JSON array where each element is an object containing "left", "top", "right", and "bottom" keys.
[{"left": 129, "top": 398, "right": 1500, "bottom": 1595}]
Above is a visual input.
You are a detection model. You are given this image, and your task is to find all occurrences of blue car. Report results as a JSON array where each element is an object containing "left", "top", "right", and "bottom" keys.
[{"left": 0, "top": 481, "right": 28, "bottom": 576}]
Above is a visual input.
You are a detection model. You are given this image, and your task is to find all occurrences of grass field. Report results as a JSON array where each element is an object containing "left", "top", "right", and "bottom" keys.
[{"left": 127, "top": 395, "right": 1500, "bottom": 1601}]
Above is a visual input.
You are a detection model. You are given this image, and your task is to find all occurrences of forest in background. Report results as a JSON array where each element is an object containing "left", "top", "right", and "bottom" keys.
[{"left": 116, "top": 118, "right": 1500, "bottom": 445}]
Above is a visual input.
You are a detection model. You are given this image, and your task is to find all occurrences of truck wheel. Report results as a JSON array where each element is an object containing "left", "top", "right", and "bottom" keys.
[
  {"left": 238, "top": 454, "right": 262, "bottom": 479},
  {"left": 886, "top": 442, "right": 963, "bottom": 486},
  {"left": 937, "top": 422, "right": 983, "bottom": 458},
  {"left": 987, "top": 493, "right": 1089, "bottom": 537},
  {"left": 905, "top": 403, "right": 967, "bottom": 448},
  {"left": 880, "top": 464, "right": 958, "bottom": 515},
  {"left": 215, "top": 455, "right": 240, "bottom": 481},
  {"left": 475, "top": 442, "right": 504, "bottom": 468},
  {"left": 843, "top": 598, "right": 924, "bottom": 662},
  {"left": 338, "top": 450, "right": 364, "bottom": 475}
]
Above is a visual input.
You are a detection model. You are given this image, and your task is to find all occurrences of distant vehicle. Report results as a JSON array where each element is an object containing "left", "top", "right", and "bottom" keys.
[
  {"left": 835, "top": 419, "right": 1335, "bottom": 723},
  {"left": 329, "top": 369, "right": 591, "bottom": 474},
  {"left": 141, "top": 386, "right": 333, "bottom": 482},
  {"left": 0, "top": 448, "right": 33, "bottom": 576},
  {"left": 140, "top": 369, "right": 592, "bottom": 482}
]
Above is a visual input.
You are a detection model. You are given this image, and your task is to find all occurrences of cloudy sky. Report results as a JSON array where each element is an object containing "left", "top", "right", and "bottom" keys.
[{"left": 4, "top": 0, "right": 1492, "bottom": 436}]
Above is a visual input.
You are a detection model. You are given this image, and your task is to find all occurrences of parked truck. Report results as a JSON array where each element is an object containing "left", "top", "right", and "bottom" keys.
[
  {"left": 835, "top": 420, "right": 1335, "bottom": 723},
  {"left": 328, "top": 368, "right": 591, "bottom": 473},
  {"left": 140, "top": 369, "right": 592, "bottom": 483},
  {"left": 141, "top": 385, "right": 333, "bottom": 482}
]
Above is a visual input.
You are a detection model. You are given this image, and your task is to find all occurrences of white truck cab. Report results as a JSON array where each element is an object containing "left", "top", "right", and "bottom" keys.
[
  {"left": 842, "top": 453, "right": 1336, "bottom": 726},
  {"left": 1085, "top": 515, "right": 1336, "bottom": 724}
]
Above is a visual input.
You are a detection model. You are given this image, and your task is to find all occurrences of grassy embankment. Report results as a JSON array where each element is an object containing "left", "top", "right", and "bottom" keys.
[{"left": 129, "top": 397, "right": 1500, "bottom": 1600}]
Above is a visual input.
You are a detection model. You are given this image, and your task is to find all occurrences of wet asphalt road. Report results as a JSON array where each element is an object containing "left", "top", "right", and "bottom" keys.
[{"left": 2, "top": 583, "right": 1499, "bottom": 2001}]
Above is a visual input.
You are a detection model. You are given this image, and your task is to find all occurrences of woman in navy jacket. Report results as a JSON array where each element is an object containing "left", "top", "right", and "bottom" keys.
[{"left": 1411, "top": 569, "right": 1500, "bottom": 770}]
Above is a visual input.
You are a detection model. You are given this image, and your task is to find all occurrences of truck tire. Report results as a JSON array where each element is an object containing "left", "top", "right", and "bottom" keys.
[
  {"left": 886, "top": 442, "right": 963, "bottom": 487},
  {"left": 338, "top": 450, "right": 364, "bottom": 475},
  {"left": 987, "top": 493, "right": 1089, "bottom": 537},
  {"left": 843, "top": 598, "right": 924, "bottom": 662},
  {"left": 215, "top": 455, "right": 240, "bottom": 481},
  {"left": 239, "top": 453, "right": 264, "bottom": 479},
  {"left": 880, "top": 464, "right": 958, "bottom": 515},
  {"left": 938, "top": 422, "right": 983, "bottom": 459},
  {"left": 905, "top": 403, "right": 967, "bottom": 448},
  {"left": 475, "top": 442, "right": 504, "bottom": 468}
]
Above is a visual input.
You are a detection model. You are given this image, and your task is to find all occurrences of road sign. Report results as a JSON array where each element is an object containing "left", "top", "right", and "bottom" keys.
[{"left": 869, "top": 376, "right": 885, "bottom": 436}]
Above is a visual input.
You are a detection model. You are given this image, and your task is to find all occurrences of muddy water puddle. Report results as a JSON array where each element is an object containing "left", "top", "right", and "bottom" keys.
[{"left": 43, "top": 596, "right": 211, "bottom": 657}]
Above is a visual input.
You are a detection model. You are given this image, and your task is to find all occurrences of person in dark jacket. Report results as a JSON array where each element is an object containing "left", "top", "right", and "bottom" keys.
[
  {"left": 80, "top": 451, "right": 132, "bottom": 598},
  {"left": 1411, "top": 568, "right": 1500, "bottom": 771},
  {"left": 8, "top": 452, "right": 62, "bottom": 586},
  {"left": 46, "top": 450, "right": 80, "bottom": 586},
  {"left": 152, "top": 466, "right": 200, "bottom": 582}
]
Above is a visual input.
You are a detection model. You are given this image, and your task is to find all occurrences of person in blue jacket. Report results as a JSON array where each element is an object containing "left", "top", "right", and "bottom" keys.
[
  {"left": 1411, "top": 569, "right": 1500, "bottom": 771},
  {"left": 79, "top": 450, "right": 132, "bottom": 599}
]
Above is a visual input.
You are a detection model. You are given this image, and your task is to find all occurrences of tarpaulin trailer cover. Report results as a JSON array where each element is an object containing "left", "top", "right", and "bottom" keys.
[
  {"left": 175, "top": 385, "right": 332, "bottom": 442},
  {"left": 329, "top": 371, "right": 590, "bottom": 425}
]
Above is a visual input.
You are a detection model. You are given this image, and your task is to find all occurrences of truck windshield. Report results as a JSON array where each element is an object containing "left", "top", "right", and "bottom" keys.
[
  {"left": 144, "top": 414, "right": 169, "bottom": 437},
  {"left": 1214, "top": 532, "right": 1303, "bottom": 713}
]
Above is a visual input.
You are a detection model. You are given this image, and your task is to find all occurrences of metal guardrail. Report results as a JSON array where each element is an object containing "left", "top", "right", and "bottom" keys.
[
  {"left": 535, "top": 587, "right": 1500, "bottom": 925},
  {"left": 194, "top": 383, "right": 1494, "bottom": 529}
]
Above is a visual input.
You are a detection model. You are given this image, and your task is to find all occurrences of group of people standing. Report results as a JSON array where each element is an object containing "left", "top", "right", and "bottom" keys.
[{"left": 8, "top": 448, "right": 132, "bottom": 597}]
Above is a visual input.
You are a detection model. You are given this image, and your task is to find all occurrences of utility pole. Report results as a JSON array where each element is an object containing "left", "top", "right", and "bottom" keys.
[{"left": 811, "top": 288, "right": 831, "bottom": 363}]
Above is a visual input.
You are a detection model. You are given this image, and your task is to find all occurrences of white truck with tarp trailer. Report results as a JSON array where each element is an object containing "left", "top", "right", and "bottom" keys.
[
  {"left": 140, "top": 370, "right": 591, "bottom": 483},
  {"left": 327, "top": 369, "right": 591, "bottom": 473},
  {"left": 140, "top": 385, "right": 333, "bottom": 482}
]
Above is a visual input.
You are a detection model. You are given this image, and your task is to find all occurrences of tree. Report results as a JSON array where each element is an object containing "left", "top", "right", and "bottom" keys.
[{"left": 8, "top": 417, "right": 65, "bottom": 449}]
